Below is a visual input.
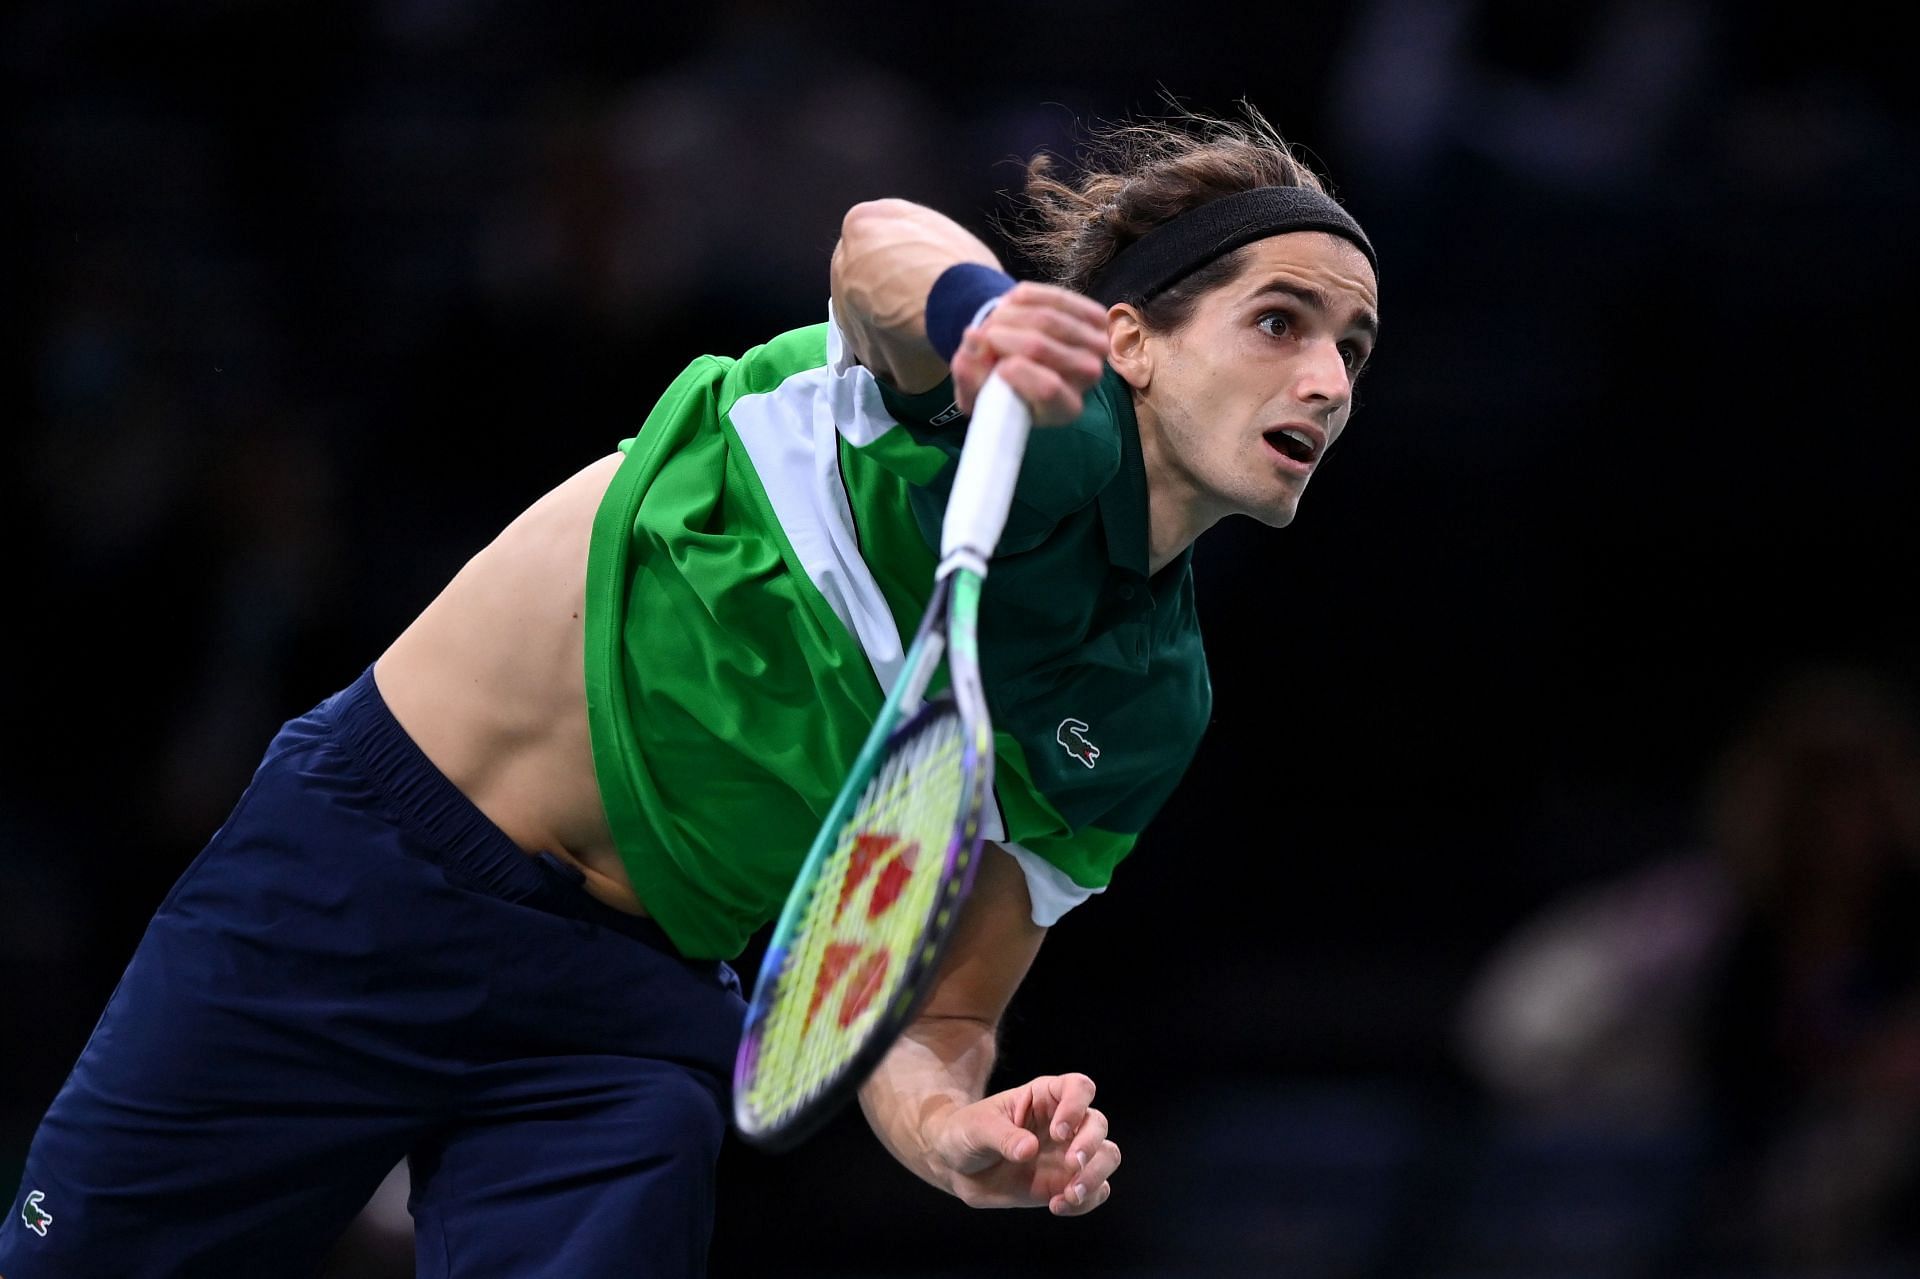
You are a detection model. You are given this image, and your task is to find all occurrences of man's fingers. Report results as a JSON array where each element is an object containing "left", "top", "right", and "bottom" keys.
[
  {"left": 1070, "top": 1137, "right": 1121, "bottom": 1196},
  {"left": 956, "top": 353, "right": 1085, "bottom": 425},
  {"left": 1044, "top": 1072, "right": 1099, "bottom": 1142},
  {"left": 994, "top": 359, "right": 1085, "bottom": 426},
  {"left": 946, "top": 279, "right": 1110, "bottom": 424},
  {"left": 1059, "top": 1149, "right": 1118, "bottom": 1217},
  {"left": 991, "top": 295, "right": 1109, "bottom": 354},
  {"left": 958, "top": 321, "right": 1105, "bottom": 401},
  {"left": 1002, "top": 280, "right": 1111, "bottom": 332},
  {"left": 950, "top": 330, "right": 989, "bottom": 412},
  {"left": 1049, "top": 1176, "right": 1113, "bottom": 1217},
  {"left": 1064, "top": 1107, "right": 1110, "bottom": 1165},
  {"left": 976, "top": 325, "right": 1105, "bottom": 392}
]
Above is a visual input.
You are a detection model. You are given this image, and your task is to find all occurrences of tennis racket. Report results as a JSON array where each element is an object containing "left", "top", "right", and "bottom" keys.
[{"left": 733, "top": 371, "right": 1033, "bottom": 1151}]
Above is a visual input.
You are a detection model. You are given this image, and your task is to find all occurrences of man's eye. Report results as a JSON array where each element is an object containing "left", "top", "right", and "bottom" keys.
[
  {"left": 1257, "top": 312, "right": 1289, "bottom": 337},
  {"left": 1339, "top": 344, "right": 1363, "bottom": 371}
]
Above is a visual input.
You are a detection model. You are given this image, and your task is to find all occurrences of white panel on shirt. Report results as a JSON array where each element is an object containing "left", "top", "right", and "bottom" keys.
[{"left": 729, "top": 303, "right": 1096, "bottom": 927}]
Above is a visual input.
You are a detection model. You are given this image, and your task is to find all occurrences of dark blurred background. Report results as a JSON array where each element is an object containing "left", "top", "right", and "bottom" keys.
[{"left": 6, "top": 0, "right": 1919, "bottom": 1275}]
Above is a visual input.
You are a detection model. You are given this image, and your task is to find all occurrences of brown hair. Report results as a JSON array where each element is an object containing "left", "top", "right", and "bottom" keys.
[{"left": 1008, "top": 102, "right": 1332, "bottom": 331}]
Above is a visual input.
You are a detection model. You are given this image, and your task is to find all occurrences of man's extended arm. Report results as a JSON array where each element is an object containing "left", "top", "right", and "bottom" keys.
[{"left": 855, "top": 847, "right": 1119, "bottom": 1216}]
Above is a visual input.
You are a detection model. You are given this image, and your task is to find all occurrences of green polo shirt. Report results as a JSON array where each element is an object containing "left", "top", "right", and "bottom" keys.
[
  {"left": 584, "top": 315, "right": 1212, "bottom": 960},
  {"left": 874, "top": 371, "right": 1212, "bottom": 846}
]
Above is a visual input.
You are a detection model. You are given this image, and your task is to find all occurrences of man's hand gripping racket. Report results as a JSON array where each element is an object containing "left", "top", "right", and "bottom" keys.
[{"left": 732, "top": 368, "right": 1034, "bottom": 1152}]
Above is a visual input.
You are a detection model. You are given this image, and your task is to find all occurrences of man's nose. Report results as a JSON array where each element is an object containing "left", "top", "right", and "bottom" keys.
[{"left": 1295, "top": 338, "right": 1353, "bottom": 411}]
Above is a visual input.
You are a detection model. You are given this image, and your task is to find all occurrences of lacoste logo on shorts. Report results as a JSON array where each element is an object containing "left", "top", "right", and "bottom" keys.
[
  {"left": 20, "top": 1189, "right": 52, "bottom": 1237},
  {"left": 1056, "top": 718, "right": 1100, "bottom": 768}
]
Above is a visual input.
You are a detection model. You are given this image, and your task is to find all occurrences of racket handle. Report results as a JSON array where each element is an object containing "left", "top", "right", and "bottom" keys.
[{"left": 938, "top": 372, "right": 1033, "bottom": 577}]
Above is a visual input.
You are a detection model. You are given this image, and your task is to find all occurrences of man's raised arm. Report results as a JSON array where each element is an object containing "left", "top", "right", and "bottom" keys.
[{"left": 829, "top": 199, "right": 1111, "bottom": 426}]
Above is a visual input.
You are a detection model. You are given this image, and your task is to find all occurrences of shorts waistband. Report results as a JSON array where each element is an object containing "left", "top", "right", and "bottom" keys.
[{"left": 324, "top": 664, "right": 696, "bottom": 963}]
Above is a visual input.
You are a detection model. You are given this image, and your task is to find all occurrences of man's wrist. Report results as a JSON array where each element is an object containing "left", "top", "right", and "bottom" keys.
[{"left": 925, "top": 263, "right": 1016, "bottom": 362}]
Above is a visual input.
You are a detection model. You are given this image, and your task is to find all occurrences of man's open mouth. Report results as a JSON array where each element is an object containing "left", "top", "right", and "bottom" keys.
[{"left": 1264, "top": 427, "right": 1318, "bottom": 464}]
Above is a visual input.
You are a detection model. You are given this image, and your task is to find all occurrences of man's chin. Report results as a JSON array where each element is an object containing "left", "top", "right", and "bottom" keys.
[{"left": 1247, "top": 497, "right": 1300, "bottom": 529}]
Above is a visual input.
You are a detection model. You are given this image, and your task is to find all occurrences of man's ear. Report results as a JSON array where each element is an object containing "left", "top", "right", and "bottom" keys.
[{"left": 1105, "top": 303, "right": 1153, "bottom": 392}]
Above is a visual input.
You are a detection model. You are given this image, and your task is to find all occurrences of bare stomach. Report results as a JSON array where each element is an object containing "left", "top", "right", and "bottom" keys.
[{"left": 373, "top": 452, "right": 646, "bottom": 916}]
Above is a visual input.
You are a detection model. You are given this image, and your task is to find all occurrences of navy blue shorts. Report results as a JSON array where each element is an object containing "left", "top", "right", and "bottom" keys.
[{"left": 1, "top": 667, "right": 746, "bottom": 1278}]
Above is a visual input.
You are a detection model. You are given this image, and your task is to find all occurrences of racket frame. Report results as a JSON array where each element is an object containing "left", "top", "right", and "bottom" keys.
[
  {"left": 732, "top": 375, "right": 1030, "bottom": 1150},
  {"left": 733, "top": 574, "right": 991, "bottom": 1149}
]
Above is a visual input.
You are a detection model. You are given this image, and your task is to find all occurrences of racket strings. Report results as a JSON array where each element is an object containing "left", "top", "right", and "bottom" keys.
[{"left": 744, "top": 709, "right": 968, "bottom": 1123}]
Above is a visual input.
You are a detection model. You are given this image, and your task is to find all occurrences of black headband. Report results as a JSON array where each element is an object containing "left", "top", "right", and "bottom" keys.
[{"left": 1087, "top": 185, "right": 1377, "bottom": 307}]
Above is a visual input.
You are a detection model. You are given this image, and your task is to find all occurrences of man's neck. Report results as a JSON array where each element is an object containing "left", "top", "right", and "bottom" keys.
[
  {"left": 1147, "top": 520, "right": 1195, "bottom": 577},
  {"left": 1135, "top": 401, "right": 1220, "bottom": 575}
]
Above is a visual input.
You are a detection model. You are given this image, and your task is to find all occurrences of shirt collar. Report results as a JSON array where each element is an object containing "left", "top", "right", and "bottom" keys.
[{"left": 1096, "top": 369, "right": 1152, "bottom": 577}]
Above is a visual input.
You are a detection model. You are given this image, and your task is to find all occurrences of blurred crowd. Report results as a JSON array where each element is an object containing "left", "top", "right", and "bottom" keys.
[
  {"left": 6, "top": 0, "right": 1917, "bottom": 1274},
  {"left": 1457, "top": 668, "right": 1920, "bottom": 1273}
]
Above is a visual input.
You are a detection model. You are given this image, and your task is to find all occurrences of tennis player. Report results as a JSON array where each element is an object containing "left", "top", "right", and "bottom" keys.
[{"left": 2, "top": 106, "right": 1377, "bottom": 1276}]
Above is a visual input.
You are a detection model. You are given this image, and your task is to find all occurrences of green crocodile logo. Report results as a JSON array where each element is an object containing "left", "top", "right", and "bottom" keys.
[
  {"left": 1056, "top": 718, "right": 1100, "bottom": 769},
  {"left": 20, "top": 1189, "right": 52, "bottom": 1237}
]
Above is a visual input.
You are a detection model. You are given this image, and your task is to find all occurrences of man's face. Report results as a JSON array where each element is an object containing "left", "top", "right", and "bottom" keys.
[{"left": 1120, "top": 232, "right": 1379, "bottom": 532}]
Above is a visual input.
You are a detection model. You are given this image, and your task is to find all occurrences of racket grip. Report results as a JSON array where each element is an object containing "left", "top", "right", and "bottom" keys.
[{"left": 939, "top": 372, "right": 1033, "bottom": 575}]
